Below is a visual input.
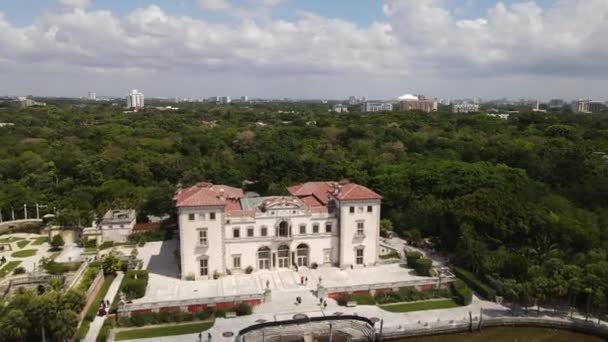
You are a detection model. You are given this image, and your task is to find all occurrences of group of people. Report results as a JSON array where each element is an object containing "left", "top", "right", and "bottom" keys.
[{"left": 98, "top": 298, "right": 111, "bottom": 316}]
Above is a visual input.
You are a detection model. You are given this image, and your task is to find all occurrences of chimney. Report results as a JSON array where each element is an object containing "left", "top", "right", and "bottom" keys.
[
  {"left": 219, "top": 188, "right": 225, "bottom": 198},
  {"left": 176, "top": 183, "right": 183, "bottom": 194}
]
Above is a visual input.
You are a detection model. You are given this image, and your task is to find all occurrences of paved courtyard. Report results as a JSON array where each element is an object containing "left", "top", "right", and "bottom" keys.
[{"left": 120, "top": 240, "right": 432, "bottom": 305}]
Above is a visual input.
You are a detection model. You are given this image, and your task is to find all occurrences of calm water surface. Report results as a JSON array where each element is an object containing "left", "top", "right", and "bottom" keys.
[{"left": 396, "top": 327, "right": 604, "bottom": 342}]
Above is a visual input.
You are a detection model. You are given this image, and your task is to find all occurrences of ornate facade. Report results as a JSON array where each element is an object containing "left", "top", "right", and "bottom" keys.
[{"left": 174, "top": 181, "right": 382, "bottom": 280}]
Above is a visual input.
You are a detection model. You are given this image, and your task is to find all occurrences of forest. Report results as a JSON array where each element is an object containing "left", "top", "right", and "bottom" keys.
[{"left": 0, "top": 100, "right": 607, "bottom": 316}]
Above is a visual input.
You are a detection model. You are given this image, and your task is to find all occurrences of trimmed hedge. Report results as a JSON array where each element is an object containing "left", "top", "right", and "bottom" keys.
[
  {"left": 406, "top": 251, "right": 422, "bottom": 268},
  {"left": 414, "top": 258, "right": 433, "bottom": 276},
  {"left": 97, "top": 320, "right": 112, "bottom": 342},
  {"left": 452, "top": 266, "right": 496, "bottom": 300},
  {"left": 43, "top": 260, "right": 82, "bottom": 275},
  {"left": 127, "top": 229, "right": 171, "bottom": 244},
  {"left": 119, "top": 307, "right": 215, "bottom": 327},
  {"left": 235, "top": 303, "right": 252, "bottom": 316},
  {"left": 375, "top": 286, "right": 450, "bottom": 304},
  {"left": 451, "top": 280, "right": 473, "bottom": 306},
  {"left": 121, "top": 270, "right": 149, "bottom": 300}
]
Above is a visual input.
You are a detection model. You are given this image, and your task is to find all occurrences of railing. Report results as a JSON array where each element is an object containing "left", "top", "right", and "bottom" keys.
[
  {"left": 237, "top": 315, "right": 375, "bottom": 338},
  {"left": 122, "top": 293, "right": 264, "bottom": 313},
  {"left": 323, "top": 274, "right": 456, "bottom": 294}
]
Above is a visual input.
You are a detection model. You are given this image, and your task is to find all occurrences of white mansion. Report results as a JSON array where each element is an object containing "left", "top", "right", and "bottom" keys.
[{"left": 174, "top": 181, "right": 382, "bottom": 280}]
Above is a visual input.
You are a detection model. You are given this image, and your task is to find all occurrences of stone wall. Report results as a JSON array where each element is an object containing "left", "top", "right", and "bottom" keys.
[
  {"left": 79, "top": 270, "right": 104, "bottom": 320},
  {"left": 120, "top": 294, "right": 263, "bottom": 317}
]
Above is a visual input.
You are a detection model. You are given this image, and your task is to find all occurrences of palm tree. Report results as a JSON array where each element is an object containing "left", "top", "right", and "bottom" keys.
[
  {"left": 0, "top": 309, "right": 30, "bottom": 342},
  {"left": 49, "top": 310, "right": 78, "bottom": 342}
]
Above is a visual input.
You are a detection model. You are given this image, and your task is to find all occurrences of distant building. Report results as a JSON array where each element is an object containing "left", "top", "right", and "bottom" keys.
[
  {"left": 219, "top": 96, "right": 231, "bottom": 104},
  {"left": 0, "top": 123, "right": 15, "bottom": 128},
  {"left": 452, "top": 102, "right": 479, "bottom": 113},
  {"left": 548, "top": 99, "right": 565, "bottom": 109},
  {"left": 241, "top": 96, "right": 249, "bottom": 102},
  {"left": 398, "top": 94, "right": 438, "bottom": 112},
  {"left": 332, "top": 104, "right": 349, "bottom": 113},
  {"left": 361, "top": 102, "right": 393, "bottom": 112},
  {"left": 15, "top": 97, "right": 46, "bottom": 108},
  {"left": 589, "top": 101, "right": 606, "bottom": 113},
  {"left": 88, "top": 92, "right": 96, "bottom": 101},
  {"left": 99, "top": 209, "right": 136, "bottom": 243},
  {"left": 126, "top": 89, "right": 144, "bottom": 110},
  {"left": 571, "top": 99, "right": 591, "bottom": 113},
  {"left": 487, "top": 113, "right": 510, "bottom": 120}
]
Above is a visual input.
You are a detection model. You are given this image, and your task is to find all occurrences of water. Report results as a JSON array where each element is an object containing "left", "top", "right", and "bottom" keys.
[{"left": 396, "top": 327, "right": 604, "bottom": 342}]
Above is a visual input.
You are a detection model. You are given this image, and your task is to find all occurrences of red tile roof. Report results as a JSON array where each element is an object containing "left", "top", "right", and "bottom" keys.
[
  {"left": 133, "top": 222, "right": 161, "bottom": 231},
  {"left": 288, "top": 181, "right": 382, "bottom": 202},
  {"left": 174, "top": 182, "right": 244, "bottom": 208}
]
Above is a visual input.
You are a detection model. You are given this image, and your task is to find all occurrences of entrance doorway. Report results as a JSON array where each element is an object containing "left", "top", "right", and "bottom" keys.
[{"left": 278, "top": 245, "right": 290, "bottom": 268}]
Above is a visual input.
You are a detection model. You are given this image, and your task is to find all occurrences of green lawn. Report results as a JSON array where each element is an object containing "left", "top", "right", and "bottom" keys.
[
  {"left": 16, "top": 240, "right": 30, "bottom": 249},
  {"left": 115, "top": 322, "right": 214, "bottom": 341},
  {"left": 379, "top": 299, "right": 460, "bottom": 313},
  {"left": 0, "top": 236, "right": 24, "bottom": 243},
  {"left": 11, "top": 249, "right": 37, "bottom": 258},
  {"left": 0, "top": 261, "right": 23, "bottom": 277},
  {"left": 31, "top": 237, "right": 47, "bottom": 245}
]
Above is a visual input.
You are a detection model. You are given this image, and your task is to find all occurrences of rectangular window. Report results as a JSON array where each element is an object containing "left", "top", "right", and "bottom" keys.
[
  {"left": 199, "top": 213, "right": 205, "bottom": 220},
  {"left": 367, "top": 206, "right": 372, "bottom": 213},
  {"left": 233, "top": 228, "right": 240, "bottom": 238},
  {"left": 199, "top": 259, "right": 208, "bottom": 276},
  {"left": 233, "top": 256, "right": 241, "bottom": 269},
  {"left": 198, "top": 229, "right": 208, "bottom": 245},
  {"left": 356, "top": 249, "right": 364, "bottom": 265},
  {"left": 299, "top": 224, "right": 306, "bottom": 234},
  {"left": 209, "top": 212, "right": 216, "bottom": 220},
  {"left": 188, "top": 213, "right": 195, "bottom": 221},
  {"left": 357, "top": 222, "right": 364, "bottom": 235},
  {"left": 247, "top": 227, "right": 254, "bottom": 237},
  {"left": 349, "top": 206, "right": 355, "bottom": 213},
  {"left": 325, "top": 223, "right": 332, "bottom": 233},
  {"left": 261, "top": 226, "right": 268, "bottom": 237},
  {"left": 313, "top": 223, "right": 319, "bottom": 233}
]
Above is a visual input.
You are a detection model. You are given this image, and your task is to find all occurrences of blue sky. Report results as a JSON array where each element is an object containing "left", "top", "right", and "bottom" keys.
[
  {"left": 0, "top": 0, "right": 559, "bottom": 26},
  {"left": 0, "top": 0, "right": 606, "bottom": 99}
]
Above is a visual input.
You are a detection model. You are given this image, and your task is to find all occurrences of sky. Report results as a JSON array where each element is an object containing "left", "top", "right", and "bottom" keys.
[{"left": 0, "top": 0, "right": 606, "bottom": 100}]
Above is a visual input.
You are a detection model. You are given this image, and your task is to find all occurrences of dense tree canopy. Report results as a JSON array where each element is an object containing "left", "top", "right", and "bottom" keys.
[{"left": 1, "top": 101, "right": 607, "bottom": 315}]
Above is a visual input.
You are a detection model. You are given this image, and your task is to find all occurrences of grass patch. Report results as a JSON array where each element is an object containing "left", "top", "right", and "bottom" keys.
[
  {"left": 114, "top": 321, "right": 214, "bottom": 341},
  {"left": 77, "top": 321, "right": 91, "bottom": 341},
  {"left": 11, "top": 249, "right": 37, "bottom": 258},
  {"left": 0, "top": 261, "right": 23, "bottom": 277},
  {"left": 379, "top": 298, "right": 460, "bottom": 313},
  {"left": 0, "top": 236, "right": 24, "bottom": 243},
  {"left": 49, "top": 251, "right": 61, "bottom": 260},
  {"left": 31, "top": 237, "right": 46, "bottom": 245},
  {"left": 16, "top": 240, "right": 30, "bottom": 248}
]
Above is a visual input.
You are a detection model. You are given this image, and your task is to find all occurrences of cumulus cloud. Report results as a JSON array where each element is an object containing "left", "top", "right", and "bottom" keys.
[
  {"left": 1, "top": 0, "right": 608, "bottom": 98},
  {"left": 57, "top": 0, "right": 91, "bottom": 8}
]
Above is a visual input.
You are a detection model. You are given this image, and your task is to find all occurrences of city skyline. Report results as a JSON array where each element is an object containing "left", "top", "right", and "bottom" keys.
[{"left": 1, "top": 0, "right": 608, "bottom": 99}]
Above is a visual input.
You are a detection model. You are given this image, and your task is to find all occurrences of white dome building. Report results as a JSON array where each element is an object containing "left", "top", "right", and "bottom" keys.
[{"left": 398, "top": 94, "right": 419, "bottom": 101}]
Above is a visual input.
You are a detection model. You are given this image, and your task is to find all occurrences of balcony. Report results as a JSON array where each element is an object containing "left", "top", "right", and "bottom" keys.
[
  {"left": 354, "top": 232, "right": 366, "bottom": 239},
  {"left": 195, "top": 241, "right": 209, "bottom": 250}
]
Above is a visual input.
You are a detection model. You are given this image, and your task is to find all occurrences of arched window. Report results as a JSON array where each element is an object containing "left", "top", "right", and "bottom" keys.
[
  {"left": 278, "top": 245, "right": 290, "bottom": 268},
  {"left": 296, "top": 243, "right": 309, "bottom": 267},
  {"left": 258, "top": 246, "right": 271, "bottom": 270},
  {"left": 278, "top": 221, "right": 289, "bottom": 237}
]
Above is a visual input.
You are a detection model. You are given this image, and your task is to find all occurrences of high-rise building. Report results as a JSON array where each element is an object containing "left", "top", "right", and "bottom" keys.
[
  {"left": 219, "top": 96, "right": 231, "bottom": 104},
  {"left": 240, "top": 96, "right": 249, "bottom": 102},
  {"left": 452, "top": 102, "right": 480, "bottom": 113},
  {"left": 398, "top": 94, "right": 438, "bottom": 112},
  {"left": 126, "top": 89, "right": 144, "bottom": 110},
  {"left": 88, "top": 92, "right": 96, "bottom": 101},
  {"left": 361, "top": 102, "right": 393, "bottom": 112},
  {"left": 589, "top": 101, "right": 606, "bottom": 113}
]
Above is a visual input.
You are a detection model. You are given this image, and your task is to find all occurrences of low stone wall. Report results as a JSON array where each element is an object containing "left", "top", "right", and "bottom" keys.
[
  {"left": 325, "top": 276, "right": 454, "bottom": 299},
  {"left": 79, "top": 270, "right": 104, "bottom": 320},
  {"left": 120, "top": 294, "right": 264, "bottom": 317},
  {"left": 380, "top": 316, "right": 608, "bottom": 341}
]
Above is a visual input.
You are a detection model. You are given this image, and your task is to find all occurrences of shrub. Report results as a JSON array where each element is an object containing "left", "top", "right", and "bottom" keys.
[
  {"left": 348, "top": 293, "right": 376, "bottom": 305},
  {"left": 12, "top": 267, "right": 26, "bottom": 275},
  {"left": 84, "top": 239, "right": 97, "bottom": 249},
  {"left": 50, "top": 234, "right": 65, "bottom": 250},
  {"left": 406, "top": 251, "right": 422, "bottom": 268},
  {"left": 99, "top": 241, "right": 114, "bottom": 250},
  {"left": 121, "top": 270, "right": 149, "bottom": 299},
  {"left": 414, "top": 258, "right": 433, "bottom": 276},
  {"left": 215, "top": 308, "right": 227, "bottom": 318},
  {"left": 185, "top": 273, "right": 195, "bottom": 281},
  {"left": 235, "top": 303, "right": 252, "bottom": 316},
  {"left": 128, "top": 230, "right": 170, "bottom": 244},
  {"left": 43, "top": 261, "right": 82, "bottom": 275},
  {"left": 310, "top": 262, "right": 318, "bottom": 269},
  {"left": 213, "top": 271, "right": 220, "bottom": 280},
  {"left": 452, "top": 267, "right": 496, "bottom": 300},
  {"left": 196, "top": 307, "right": 215, "bottom": 320},
  {"left": 245, "top": 266, "right": 253, "bottom": 274},
  {"left": 451, "top": 280, "right": 472, "bottom": 306}
]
